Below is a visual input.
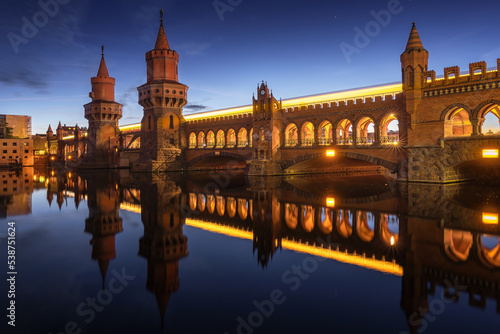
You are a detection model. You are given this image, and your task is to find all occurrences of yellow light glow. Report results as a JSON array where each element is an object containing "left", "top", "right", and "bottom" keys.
[
  {"left": 393, "top": 141, "right": 399, "bottom": 145},
  {"left": 482, "top": 212, "right": 499, "bottom": 225},
  {"left": 390, "top": 236, "right": 395, "bottom": 245},
  {"left": 119, "top": 123, "right": 141, "bottom": 131},
  {"left": 326, "top": 150, "right": 335, "bottom": 157},
  {"left": 483, "top": 149, "right": 499, "bottom": 158},
  {"left": 186, "top": 219, "right": 403, "bottom": 276},
  {"left": 33, "top": 175, "right": 37, "bottom": 181},
  {"left": 68, "top": 156, "right": 72, "bottom": 160},
  {"left": 326, "top": 197, "right": 335, "bottom": 208},
  {"left": 68, "top": 173, "right": 72, "bottom": 178},
  {"left": 51, "top": 171, "right": 55, "bottom": 176},
  {"left": 120, "top": 202, "right": 142, "bottom": 213},
  {"left": 50, "top": 156, "right": 55, "bottom": 161},
  {"left": 62, "top": 135, "right": 74, "bottom": 140},
  {"left": 183, "top": 83, "right": 402, "bottom": 121}
]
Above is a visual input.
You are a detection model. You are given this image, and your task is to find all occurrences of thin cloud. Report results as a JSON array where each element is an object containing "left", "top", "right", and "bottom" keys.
[{"left": 184, "top": 104, "right": 208, "bottom": 112}]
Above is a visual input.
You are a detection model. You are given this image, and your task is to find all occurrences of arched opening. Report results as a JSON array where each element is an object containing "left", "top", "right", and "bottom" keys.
[
  {"left": 444, "top": 108, "right": 472, "bottom": 137},
  {"left": 189, "top": 193, "right": 197, "bottom": 211},
  {"left": 258, "top": 127, "right": 264, "bottom": 141},
  {"left": 380, "top": 214, "right": 399, "bottom": 246},
  {"left": 238, "top": 199, "right": 248, "bottom": 220},
  {"left": 479, "top": 104, "right": 500, "bottom": 135},
  {"left": 197, "top": 131, "right": 205, "bottom": 148},
  {"left": 443, "top": 229, "right": 473, "bottom": 262},
  {"left": 379, "top": 114, "right": 399, "bottom": 144},
  {"left": 302, "top": 205, "right": 314, "bottom": 232},
  {"left": 285, "top": 123, "right": 298, "bottom": 147},
  {"left": 249, "top": 128, "right": 253, "bottom": 147},
  {"left": 206, "top": 131, "right": 215, "bottom": 148},
  {"left": 227, "top": 129, "right": 236, "bottom": 148},
  {"left": 285, "top": 203, "right": 298, "bottom": 229},
  {"left": 216, "top": 195, "right": 225, "bottom": 216},
  {"left": 336, "top": 119, "right": 352, "bottom": 145},
  {"left": 318, "top": 207, "right": 333, "bottom": 234},
  {"left": 227, "top": 197, "right": 236, "bottom": 218},
  {"left": 197, "top": 194, "right": 206, "bottom": 212},
  {"left": 206, "top": 195, "right": 215, "bottom": 214},
  {"left": 357, "top": 211, "right": 375, "bottom": 243},
  {"left": 301, "top": 122, "right": 315, "bottom": 146},
  {"left": 356, "top": 117, "right": 375, "bottom": 145},
  {"left": 189, "top": 132, "right": 197, "bottom": 148},
  {"left": 318, "top": 121, "right": 333, "bottom": 145},
  {"left": 336, "top": 209, "right": 353, "bottom": 238},
  {"left": 147, "top": 115, "right": 152, "bottom": 131},
  {"left": 478, "top": 234, "right": 500, "bottom": 268},
  {"left": 237, "top": 128, "right": 248, "bottom": 147},
  {"left": 169, "top": 115, "right": 174, "bottom": 129},
  {"left": 216, "top": 130, "right": 225, "bottom": 148},
  {"left": 100, "top": 124, "right": 115, "bottom": 149}
]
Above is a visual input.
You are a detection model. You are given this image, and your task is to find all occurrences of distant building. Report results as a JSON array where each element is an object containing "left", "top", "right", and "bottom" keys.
[{"left": 0, "top": 114, "right": 33, "bottom": 167}]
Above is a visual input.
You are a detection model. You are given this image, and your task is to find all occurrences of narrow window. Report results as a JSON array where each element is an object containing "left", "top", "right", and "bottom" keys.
[{"left": 169, "top": 115, "right": 174, "bottom": 129}]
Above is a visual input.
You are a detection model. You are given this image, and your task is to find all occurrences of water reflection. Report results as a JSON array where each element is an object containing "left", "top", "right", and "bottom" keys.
[{"left": 3, "top": 169, "right": 500, "bottom": 333}]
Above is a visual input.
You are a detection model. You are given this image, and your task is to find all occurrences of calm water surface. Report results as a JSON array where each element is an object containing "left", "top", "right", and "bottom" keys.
[{"left": 1, "top": 168, "right": 500, "bottom": 334}]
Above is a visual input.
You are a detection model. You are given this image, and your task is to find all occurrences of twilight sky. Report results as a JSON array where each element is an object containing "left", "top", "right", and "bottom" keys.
[{"left": 1, "top": 0, "right": 499, "bottom": 134}]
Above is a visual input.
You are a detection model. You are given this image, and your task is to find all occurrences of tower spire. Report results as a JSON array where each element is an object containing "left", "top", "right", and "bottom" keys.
[
  {"left": 97, "top": 45, "right": 109, "bottom": 78},
  {"left": 154, "top": 9, "right": 170, "bottom": 50},
  {"left": 404, "top": 23, "right": 425, "bottom": 52}
]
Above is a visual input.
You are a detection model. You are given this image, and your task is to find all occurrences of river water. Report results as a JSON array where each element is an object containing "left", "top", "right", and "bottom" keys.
[{"left": 1, "top": 167, "right": 499, "bottom": 334}]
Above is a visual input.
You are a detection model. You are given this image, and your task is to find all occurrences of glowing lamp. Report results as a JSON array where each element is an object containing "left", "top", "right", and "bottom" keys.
[
  {"left": 393, "top": 141, "right": 399, "bottom": 145},
  {"left": 483, "top": 149, "right": 499, "bottom": 158},
  {"left": 390, "top": 236, "right": 395, "bottom": 246},
  {"left": 326, "top": 150, "right": 335, "bottom": 157},
  {"left": 326, "top": 197, "right": 335, "bottom": 208},
  {"left": 68, "top": 156, "right": 72, "bottom": 160},
  {"left": 50, "top": 156, "right": 55, "bottom": 161},
  {"left": 68, "top": 173, "right": 72, "bottom": 178},
  {"left": 482, "top": 212, "right": 498, "bottom": 225}
]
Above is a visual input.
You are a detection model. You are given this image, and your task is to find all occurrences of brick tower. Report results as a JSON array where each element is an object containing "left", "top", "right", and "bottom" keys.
[
  {"left": 83, "top": 47, "right": 123, "bottom": 166},
  {"left": 134, "top": 10, "right": 188, "bottom": 173},
  {"left": 248, "top": 82, "right": 284, "bottom": 175},
  {"left": 401, "top": 23, "right": 428, "bottom": 132}
]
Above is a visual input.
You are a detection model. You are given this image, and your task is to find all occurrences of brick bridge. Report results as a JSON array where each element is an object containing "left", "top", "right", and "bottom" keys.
[{"left": 49, "top": 21, "right": 500, "bottom": 183}]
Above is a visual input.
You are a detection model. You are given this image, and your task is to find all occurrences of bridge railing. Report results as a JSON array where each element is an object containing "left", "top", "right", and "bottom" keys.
[
  {"left": 237, "top": 141, "right": 249, "bottom": 148},
  {"left": 285, "top": 139, "right": 298, "bottom": 147},
  {"left": 301, "top": 139, "right": 315, "bottom": 146},
  {"left": 356, "top": 137, "right": 375, "bottom": 145},
  {"left": 336, "top": 137, "right": 353, "bottom": 145},
  {"left": 216, "top": 141, "right": 225, "bottom": 148},
  {"left": 380, "top": 135, "right": 399, "bottom": 144},
  {"left": 227, "top": 141, "right": 236, "bottom": 148},
  {"left": 206, "top": 141, "right": 215, "bottom": 148},
  {"left": 318, "top": 138, "right": 334, "bottom": 145}
]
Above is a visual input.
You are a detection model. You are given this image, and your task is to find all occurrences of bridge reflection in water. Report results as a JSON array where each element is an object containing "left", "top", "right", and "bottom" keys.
[{"left": 11, "top": 169, "right": 500, "bottom": 333}]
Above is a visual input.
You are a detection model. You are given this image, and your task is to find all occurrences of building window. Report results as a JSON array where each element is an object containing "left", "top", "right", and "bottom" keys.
[
  {"left": 24, "top": 179, "right": 28, "bottom": 183},
  {"left": 8, "top": 156, "right": 12, "bottom": 159},
  {"left": 24, "top": 149, "right": 28, "bottom": 153},
  {"left": 2, "top": 143, "right": 6, "bottom": 146},
  {"left": 13, "top": 187, "right": 17, "bottom": 191},
  {"left": 24, "top": 142, "right": 28, "bottom": 146},
  {"left": 3, "top": 188, "right": 6, "bottom": 192},
  {"left": 12, "top": 150, "right": 17, "bottom": 154},
  {"left": 2, "top": 150, "right": 6, "bottom": 153},
  {"left": 13, "top": 143, "right": 17, "bottom": 146},
  {"left": 13, "top": 180, "right": 17, "bottom": 184},
  {"left": 2, "top": 181, "right": 6, "bottom": 184},
  {"left": 169, "top": 115, "right": 174, "bottom": 129}
]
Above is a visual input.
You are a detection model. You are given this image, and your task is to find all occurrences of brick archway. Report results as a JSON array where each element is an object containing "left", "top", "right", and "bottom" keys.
[
  {"left": 187, "top": 152, "right": 249, "bottom": 167},
  {"left": 281, "top": 151, "right": 399, "bottom": 172}
]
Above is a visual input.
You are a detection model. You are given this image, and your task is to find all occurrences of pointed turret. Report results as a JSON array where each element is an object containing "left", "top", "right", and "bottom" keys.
[
  {"left": 47, "top": 124, "right": 52, "bottom": 133},
  {"left": 154, "top": 17, "right": 170, "bottom": 50},
  {"left": 404, "top": 23, "right": 425, "bottom": 52},
  {"left": 57, "top": 121, "right": 62, "bottom": 130},
  {"left": 96, "top": 54, "right": 110, "bottom": 78}
]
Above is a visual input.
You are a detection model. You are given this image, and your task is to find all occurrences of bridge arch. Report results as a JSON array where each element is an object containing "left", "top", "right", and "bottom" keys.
[
  {"left": 473, "top": 100, "right": 500, "bottom": 135},
  {"left": 197, "top": 131, "right": 205, "bottom": 147},
  {"left": 334, "top": 118, "right": 354, "bottom": 145},
  {"left": 216, "top": 129, "right": 225, "bottom": 148},
  {"left": 227, "top": 128, "right": 236, "bottom": 148},
  {"left": 188, "top": 132, "right": 197, "bottom": 148},
  {"left": 186, "top": 151, "right": 249, "bottom": 167},
  {"left": 473, "top": 100, "right": 500, "bottom": 119},
  {"left": 300, "top": 121, "right": 315, "bottom": 146},
  {"left": 477, "top": 234, "right": 500, "bottom": 268},
  {"left": 280, "top": 151, "right": 399, "bottom": 172},
  {"left": 377, "top": 113, "right": 399, "bottom": 144},
  {"left": 237, "top": 127, "right": 249, "bottom": 147}
]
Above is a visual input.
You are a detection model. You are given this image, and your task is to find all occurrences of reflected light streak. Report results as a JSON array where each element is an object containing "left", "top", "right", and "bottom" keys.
[
  {"left": 185, "top": 219, "right": 402, "bottom": 276},
  {"left": 483, "top": 212, "right": 499, "bottom": 225},
  {"left": 483, "top": 149, "right": 499, "bottom": 158}
]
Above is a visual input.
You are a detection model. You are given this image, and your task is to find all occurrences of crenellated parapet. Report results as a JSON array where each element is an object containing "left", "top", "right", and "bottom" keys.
[
  {"left": 422, "top": 59, "right": 500, "bottom": 96},
  {"left": 283, "top": 93, "right": 403, "bottom": 115}
]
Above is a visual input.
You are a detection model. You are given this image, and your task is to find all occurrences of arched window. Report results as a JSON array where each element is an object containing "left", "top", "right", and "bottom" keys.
[
  {"left": 147, "top": 115, "right": 152, "bottom": 131},
  {"left": 169, "top": 115, "right": 174, "bottom": 129}
]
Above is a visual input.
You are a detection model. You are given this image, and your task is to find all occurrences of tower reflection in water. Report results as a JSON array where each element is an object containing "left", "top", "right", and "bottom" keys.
[{"left": 11, "top": 170, "right": 500, "bottom": 333}]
